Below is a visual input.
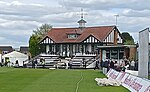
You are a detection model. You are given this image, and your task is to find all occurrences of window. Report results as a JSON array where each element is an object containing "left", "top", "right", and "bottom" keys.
[
  {"left": 68, "top": 34, "right": 77, "bottom": 39},
  {"left": 106, "top": 50, "right": 110, "bottom": 59},
  {"left": 119, "top": 49, "right": 124, "bottom": 59},
  {"left": 111, "top": 50, "right": 118, "bottom": 59}
]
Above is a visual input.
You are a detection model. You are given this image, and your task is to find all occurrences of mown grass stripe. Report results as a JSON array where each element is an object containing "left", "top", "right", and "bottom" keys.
[{"left": 0, "top": 68, "right": 129, "bottom": 92}]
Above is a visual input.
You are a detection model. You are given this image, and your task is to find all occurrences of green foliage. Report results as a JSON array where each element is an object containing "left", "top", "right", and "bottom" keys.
[
  {"left": 29, "top": 35, "right": 41, "bottom": 57},
  {"left": 121, "top": 32, "right": 134, "bottom": 44},
  {"left": 0, "top": 68, "right": 129, "bottom": 92},
  {"left": 124, "top": 40, "right": 134, "bottom": 45},
  {"left": 29, "top": 24, "right": 52, "bottom": 57},
  {"left": 33, "top": 24, "right": 52, "bottom": 37}
]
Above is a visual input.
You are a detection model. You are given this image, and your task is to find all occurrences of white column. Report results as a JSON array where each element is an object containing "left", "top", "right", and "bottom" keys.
[
  {"left": 67, "top": 45, "right": 69, "bottom": 57},
  {"left": 102, "top": 50, "right": 106, "bottom": 60},
  {"left": 87, "top": 44, "right": 91, "bottom": 52},
  {"left": 73, "top": 45, "right": 75, "bottom": 55},
  {"left": 60, "top": 44, "right": 63, "bottom": 56},
  {"left": 46, "top": 45, "right": 49, "bottom": 53}
]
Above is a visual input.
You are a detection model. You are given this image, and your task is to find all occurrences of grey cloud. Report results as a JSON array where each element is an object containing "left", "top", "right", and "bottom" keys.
[
  {"left": 60, "top": 0, "right": 150, "bottom": 11},
  {"left": 0, "top": 0, "right": 150, "bottom": 47},
  {"left": 0, "top": 5, "right": 66, "bottom": 17},
  {"left": 41, "top": 12, "right": 78, "bottom": 24},
  {"left": 122, "top": 10, "right": 150, "bottom": 17},
  {"left": 0, "top": 15, "right": 38, "bottom": 22},
  {"left": 0, "top": 20, "right": 40, "bottom": 31}
]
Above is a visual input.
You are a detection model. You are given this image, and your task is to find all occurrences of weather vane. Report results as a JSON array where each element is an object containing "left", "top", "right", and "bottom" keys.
[{"left": 77, "top": 8, "right": 87, "bottom": 19}]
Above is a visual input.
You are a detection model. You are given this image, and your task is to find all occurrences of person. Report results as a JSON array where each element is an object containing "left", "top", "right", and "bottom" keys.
[
  {"left": 65, "top": 61, "right": 69, "bottom": 69},
  {"left": 7, "top": 59, "right": 10, "bottom": 67},
  {"left": 69, "top": 60, "right": 72, "bottom": 69},
  {"left": 94, "top": 60, "right": 99, "bottom": 70},
  {"left": 32, "top": 60, "right": 35, "bottom": 68},
  {"left": 102, "top": 59, "right": 110, "bottom": 74},
  {"left": 5, "top": 58, "right": 10, "bottom": 67},
  {"left": 23, "top": 61, "right": 27, "bottom": 68},
  {"left": 0, "top": 62, "right": 2, "bottom": 67},
  {"left": 109, "top": 60, "right": 114, "bottom": 69},
  {"left": 1, "top": 59, "right": 4, "bottom": 67},
  {"left": 114, "top": 61, "right": 118, "bottom": 69},
  {"left": 114, "top": 61, "right": 121, "bottom": 71},
  {"left": 134, "top": 60, "right": 138, "bottom": 71},
  {"left": 104, "top": 59, "right": 110, "bottom": 72},
  {"left": 54, "top": 63, "right": 58, "bottom": 69},
  {"left": 34, "top": 60, "right": 38, "bottom": 69},
  {"left": 100, "top": 60, "right": 104, "bottom": 70},
  {"left": 15, "top": 60, "right": 19, "bottom": 68},
  {"left": 121, "top": 61, "right": 126, "bottom": 72},
  {"left": 82, "top": 58, "right": 86, "bottom": 69},
  {"left": 42, "top": 58, "right": 45, "bottom": 68},
  {"left": 130, "top": 60, "right": 135, "bottom": 70}
]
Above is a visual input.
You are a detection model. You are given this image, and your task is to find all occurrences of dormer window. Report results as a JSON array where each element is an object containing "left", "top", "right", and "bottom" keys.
[{"left": 68, "top": 34, "right": 77, "bottom": 39}]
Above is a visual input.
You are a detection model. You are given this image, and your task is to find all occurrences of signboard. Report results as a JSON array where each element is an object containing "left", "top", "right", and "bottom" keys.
[
  {"left": 106, "top": 69, "right": 150, "bottom": 92},
  {"left": 122, "top": 74, "right": 143, "bottom": 92},
  {"left": 106, "top": 68, "right": 113, "bottom": 77},
  {"left": 116, "top": 71, "right": 129, "bottom": 82},
  {"left": 109, "top": 70, "right": 119, "bottom": 79}
]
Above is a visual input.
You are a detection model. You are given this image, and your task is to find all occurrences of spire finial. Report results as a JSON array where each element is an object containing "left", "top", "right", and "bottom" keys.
[
  {"left": 77, "top": 9, "right": 87, "bottom": 29},
  {"left": 78, "top": 8, "right": 87, "bottom": 19},
  {"left": 81, "top": 8, "right": 83, "bottom": 19}
]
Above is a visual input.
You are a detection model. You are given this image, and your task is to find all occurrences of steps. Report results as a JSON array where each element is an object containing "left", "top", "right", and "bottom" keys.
[{"left": 26, "top": 53, "right": 98, "bottom": 69}]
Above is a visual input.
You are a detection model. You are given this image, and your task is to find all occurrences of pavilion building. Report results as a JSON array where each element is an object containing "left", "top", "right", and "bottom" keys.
[
  {"left": 39, "top": 14, "right": 136, "bottom": 61},
  {"left": 40, "top": 21, "right": 123, "bottom": 55}
]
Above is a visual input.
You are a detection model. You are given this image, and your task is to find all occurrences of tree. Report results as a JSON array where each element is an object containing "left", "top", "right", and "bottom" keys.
[
  {"left": 29, "top": 35, "right": 41, "bottom": 57},
  {"left": 29, "top": 24, "right": 52, "bottom": 57},
  {"left": 33, "top": 24, "right": 52, "bottom": 37},
  {"left": 121, "top": 32, "right": 134, "bottom": 45}
]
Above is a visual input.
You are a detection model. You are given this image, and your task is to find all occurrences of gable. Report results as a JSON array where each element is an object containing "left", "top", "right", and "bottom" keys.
[
  {"left": 40, "top": 36, "right": 54, "bottom": 44},
  {"left": 103, "top": 29, "right": 115, "bottom": 43},
  {"left": 103, "top": 28, "right": 123, "bottom": 43},
  {"left": 82, "top": 35, "right": 100, "bottom": 43},
  {"left": 117, "top": 33, "right": 123, "bottom": 43}
]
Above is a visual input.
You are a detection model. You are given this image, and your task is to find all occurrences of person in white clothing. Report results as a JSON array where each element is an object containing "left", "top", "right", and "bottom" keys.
[{"left": 130, "top": 60, "right": 135, "bottom": 70}]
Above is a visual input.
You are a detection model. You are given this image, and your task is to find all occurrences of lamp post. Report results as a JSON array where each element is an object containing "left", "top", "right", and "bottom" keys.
[{"left": 114, "top": 14, "right": 119, "bottom": 26}]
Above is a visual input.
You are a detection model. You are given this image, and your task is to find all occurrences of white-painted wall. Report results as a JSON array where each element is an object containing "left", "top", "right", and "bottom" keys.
[
  {"left": 87, "top": 44, "right": 91, "bottom": 52},
  {"left": 46, "top": 45, "right": 49, "bottom": 53}
]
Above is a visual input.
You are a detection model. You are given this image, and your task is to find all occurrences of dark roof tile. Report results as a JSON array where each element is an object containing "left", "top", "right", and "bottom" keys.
[{"left": 0, "top": 46, "right": 13, "bottom": 51}]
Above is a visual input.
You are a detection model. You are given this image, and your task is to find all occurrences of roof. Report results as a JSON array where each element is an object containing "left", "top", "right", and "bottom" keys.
[
  {"left": 97, "top": 45, "right": 126, "bottom": 49},
  {"left": 0, "top": 46, "right": 13, "bottom": 51},
  {"left": 2, "top": 51, "right": 28, "bottom": 58},
  {"left": 77, "top": 19, "right": 87, "bottom": 23},
  {"left": 97, "top": 45, "right": 137, "bottom": 49},
  {"left": 20, "top": 46, "right": 29, "bottom": 52},
  {"left": 42, "top": 26, "right": 116, "bottom": 43}
]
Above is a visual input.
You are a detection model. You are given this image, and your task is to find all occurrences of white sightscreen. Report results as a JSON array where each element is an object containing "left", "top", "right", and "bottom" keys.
[{"left": 139, "top": 28, "right": 149, "bottom": 78}]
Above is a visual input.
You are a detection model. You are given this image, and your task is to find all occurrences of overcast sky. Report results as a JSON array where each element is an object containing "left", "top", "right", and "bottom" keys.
[{"left": 0, "top": 0, "right": 149, "bottom": 48}]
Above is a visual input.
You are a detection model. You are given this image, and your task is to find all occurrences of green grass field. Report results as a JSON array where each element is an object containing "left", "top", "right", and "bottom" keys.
[{"left": 0, "top": 67, "right": 129, "bottom": 92}]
